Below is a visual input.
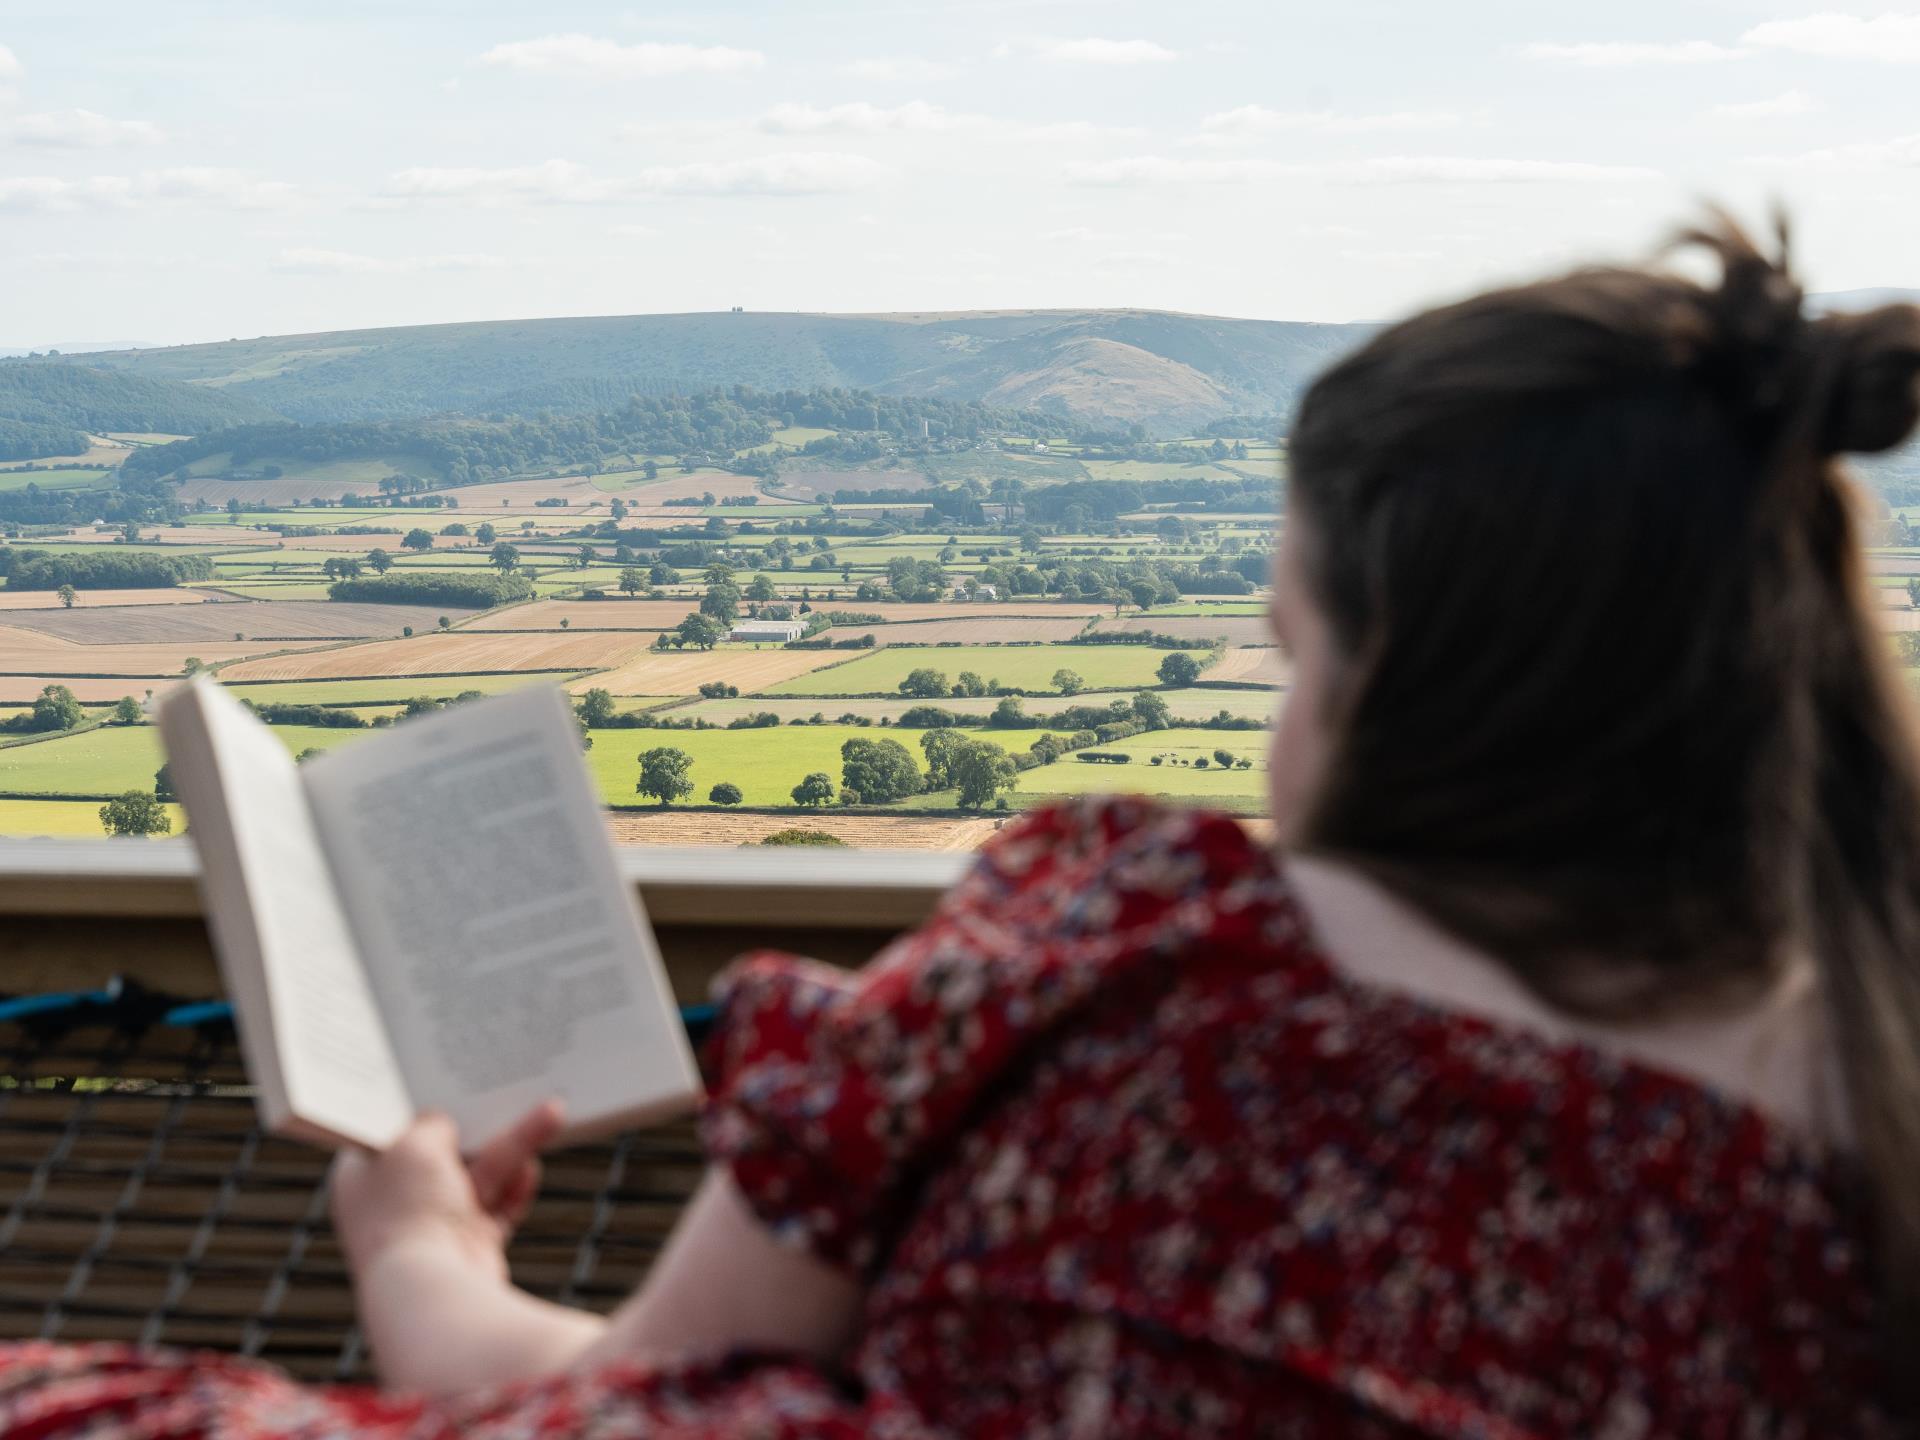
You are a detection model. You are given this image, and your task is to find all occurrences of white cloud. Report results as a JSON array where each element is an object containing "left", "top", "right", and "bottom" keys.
[
  {"left": 479, "top": 34, "right": 765, "bottom": 79},
  {"left": 1201, "top": 104, "right": 1464, "bottom": 136},
  {"left": 1516, "top": 40, "right": 1744, "bottom": 65},
  {"left": 1749, "top": 132, "right": 1920, "bottom": 170},
  {"left": 1068, "top": 154, "right": 1659, "bottom": 185},
  {"left": 6, "top": 109, "right": 165, "bottom": 147},
  {"left": 381, "top": 153, "right": 885, "bottom": 205},
  {"left": 997, "top": 36, "right": 1179, "bottom": 64},
  {"left": 1711, "top": 89, "right": 1818, "bottom": 119},
  {"left": 272, "top": 248, "right": 510, "bottom": 274},
  {"left": 1743, "top": 12, "right": 1920, "bottom": 62},
  {"left": 0, "top": 167, "right": 291, "bottom": 212},
  {"left": 0, "top": 44, "right": 21, "bottom": 82},
  {"left": 760, "top": 101, "right": 977, "bottom": 134},
  {"left": 839, "top": 55, "right": 956, "bottom": 83}
]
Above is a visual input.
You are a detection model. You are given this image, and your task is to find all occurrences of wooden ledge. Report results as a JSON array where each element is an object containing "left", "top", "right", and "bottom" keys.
[{"left": 0, "top": 835, "right": 966, "bottom": 928}]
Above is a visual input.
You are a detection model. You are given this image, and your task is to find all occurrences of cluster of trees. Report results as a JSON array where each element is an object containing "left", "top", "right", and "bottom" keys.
[
  {"left": 0, "top": 548, "right": 215, "bottom": 590},
  {"left": 326, "top": 572, "right": 532, "bottom": 607},
  {"left": 0, "top": 683, "right": 86, "bottom": 734},
  {"left": 0, "top": 358, "right": 275, "bottom": 461}
]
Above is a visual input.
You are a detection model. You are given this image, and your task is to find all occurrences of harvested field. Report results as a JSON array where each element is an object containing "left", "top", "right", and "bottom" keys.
[
  {"left": 57, "top": 525, "right": 271, "bottom": 546},
  {"left": 593, "top": 469, "right": 767, "bottom": 502},
  {"left": 603, "top": 811, "right": 997, "bottom": 851},
  {"left": 811, "top": 617, "right": 1089, "bottom": 646},
  {"left": 171, "top": 476, "right": 389, "bottom": 506},
  {"left": 0, "top": 625, "right": 327, "bottom": 677},
  {"left": 287, "top": 531, "right": 472, "bottom": 552},
  {"left": 567, "top": 647, "right": 846, "bottom": 697},
  {"left": 217, "top": 629, "right": 655, "bottom": 682},
  {"left": 0, "top": 588, "right": 215, "bottom": 611},
  {"left": 764, "top": 644, "right": 1183, "bottom": 696},
  {"left": 1202, "top": 648, "right": 1289, "bottom": 685},
  {"left": 463, "top": 600, "right": 694, "bottom": 632},
  {"left": 818, "top": 600, "right": 1109, "bottom": 622},
  {"left": 1095, "top": 615, "right": 1271, "bottom": 645},
  {"left": 1, "top": 601, "right": 459, "bottom": 645},
  {"left": 418, "top": 476, "right": 606, "bottom": 509},
  {"left": 0, "top": 675, "right": 181, "bottom": 703}
]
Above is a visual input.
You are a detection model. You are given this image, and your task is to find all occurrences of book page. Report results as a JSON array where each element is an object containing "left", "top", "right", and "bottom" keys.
[
  {"left": 300, "top": 684, "right": 700, "bottom": 1146},
  {"left": 155, "top": 679, "right": 412, "bottom": 1149}
]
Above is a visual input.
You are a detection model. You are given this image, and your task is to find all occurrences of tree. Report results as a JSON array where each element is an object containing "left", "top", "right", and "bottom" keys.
[
  {"left": 675, "top": 612, "right": 725, "bottom": 650},
  {"left": 886, "top": 555, "right": 946, "bottom": 602},
  {"left": 791, "top": 771, "right": 835, "bottom": 807},
  {"left": 636, "top": 746, "right": 695, "bottom": 806},
  {"left": 56, "top": 583, "right": 76, "bottom": 609},
  {"left": 475, "top": 522, "right": 498, "bottom": 545},
  {"left": 1052, "top": 668, "right": 1084, "bottom": 696},
  {"left": 1157, "top": 651, "right": 1201, "bottom": 686},
  {"left": 610, "top": 497, "right": 628, "bottom": 521},
  {"left": 709, "top": 782, "right": 743, "bottom": 806},
  {"left": 619, "top": 566, "right": 644, "bottom": 599},
  {"left": 1214, "top": 748, "right": 1237, "bottom": 769},
  {"left": 1128, "top": 579, "right": 1160, "bottom": 612},
  {"left": 898, "top": 667, "right": 950, "bottom": 699},
  {"left": 322, "top": 556, "right": 362, "bottom": 580},
  {"left": 700, "top": 579, "right": 741, "bottom": 627},
  {"left": 643, "top": 459, "right": 659, "bottom": 480},
  {"left": 111, "top": 695, "right": 142, "bottom": 725},
  {"left": 367, "top": 548, "right": 394, "bottom": 573},
  {"left": 745, "top": 572, "right": 777, "bottom": 603},
  {"left": 182, "top": 657, "right": 205, "bottom": 675},
  {"left": 153, "top": 762, "right": 175, "bottom": 801},
  {"left": 949, "top": 738, "right": 1018, "bottom": 808},
  {"left": 954, "top": 670, "right": 987, "bottom": 697},
  {"left": 649, "top": 561, "right": 676, "bottom": 586},
  {"left": 402, "top": 528, "right": 434, "bottom": 552},
  {"left": 840, "top": 736, "right": 921, "bottom": 803},
  {"left": 490, "top": 542, "right": 521, "bottom": 573},
  {"left": 577, "top": 688, "right": 616, "bottom": 726},
  {"left": 1130, "top": 690, "right": 1171, "bottom": 729},
  {"left": 31, "top": 684, "right": 83, "bottom": 731},
  {"left": 575, "top": 545, "right": 596, "bottom": 569},
  {"left": 99, "top": 790, "right": 171, "bottom": 838},
  {"left": 919, "top": 728, "right": 967, "bottom": 789}
]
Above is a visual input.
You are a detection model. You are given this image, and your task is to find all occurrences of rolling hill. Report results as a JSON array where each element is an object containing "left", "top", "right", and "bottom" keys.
[
  {"left": 65, "top": 310, "right": 1372, "bottom": 432},
  {"left": 0, "top": 359, "right": 281, "bottom": 461}
]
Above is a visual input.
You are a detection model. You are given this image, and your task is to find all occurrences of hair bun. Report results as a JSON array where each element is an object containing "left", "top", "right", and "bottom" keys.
[{"left": 1812, "top": 305, "right": 1920, "bottom": 456}]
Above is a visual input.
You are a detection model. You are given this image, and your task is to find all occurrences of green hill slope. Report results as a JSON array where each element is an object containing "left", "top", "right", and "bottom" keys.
[
  {"left": 71, "top": 309, "right": 1370, "bottom": 431},
  {"left": 0, "top": 359, "right": 281, "bottom": 460}
]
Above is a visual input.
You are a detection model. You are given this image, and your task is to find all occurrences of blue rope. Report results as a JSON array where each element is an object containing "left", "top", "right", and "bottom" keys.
[{"left": 0, "top": 979, "right": 123, "bottom": 1024}]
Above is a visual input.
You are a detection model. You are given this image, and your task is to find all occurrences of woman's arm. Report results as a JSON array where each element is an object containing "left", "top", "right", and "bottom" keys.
[{"left": 331, "top": 1109, "right": 861, "bottom": 1396}]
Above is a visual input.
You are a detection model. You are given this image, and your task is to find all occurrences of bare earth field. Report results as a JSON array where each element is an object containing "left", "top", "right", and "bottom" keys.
[
  {"left": 603, "top": 811, "right": 998, "bottom": 850},
  {"left": 420, "top": 476, "right": 608, "bottom": 509},
  {"left": 567, "top": 648, "right": 844, "bottom": 696},
  {"left": 0, "top": 625, "right": 329, "bottom": 677},
  {"left": 1096, "top": 615, "right": 1271, "bottom": 645},
  {"left": 217, "top": 629, "right": 656, "bottom": 681},
  {"left": 597, "top": 470, "right": 770, "bottom": 503},
  {"left": 811, "top": 617, "right": 1090, "bottom": 646},
  {"left": 0, "top": 601, "right": 459, "bottom": 644},
  {"left": 1203, "top": 648, "right": 1289, "bottom": 685},
  {"left": 0, "top": 588, "right": 215, "bottom": 611},
  {"left": 824, "top": 600, "right": 1110, "bottom": 622},
  {"left": 775, "top": 468, "right": 934, "bottom": 498},
  {"left": 464, "top": 600, "right": 700, "bottom": 631}
]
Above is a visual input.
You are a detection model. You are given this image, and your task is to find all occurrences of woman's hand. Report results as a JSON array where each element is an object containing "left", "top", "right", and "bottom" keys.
[{"left": 330, "top": 1102, "right": 564, "bottom": 1283}]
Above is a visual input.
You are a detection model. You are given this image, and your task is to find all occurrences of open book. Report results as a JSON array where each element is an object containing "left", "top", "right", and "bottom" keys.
[{"left": 155, "top": 677, "right": 701, "bottom": 1150}]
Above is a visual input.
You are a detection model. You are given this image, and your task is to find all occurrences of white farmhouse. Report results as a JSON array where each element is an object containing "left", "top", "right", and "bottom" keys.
[
  {"left": 973, "top": 584, "right": 999, "bottom": 601},
  {"left": 730, "top": 619, "right": 807, "bottom": 643}
]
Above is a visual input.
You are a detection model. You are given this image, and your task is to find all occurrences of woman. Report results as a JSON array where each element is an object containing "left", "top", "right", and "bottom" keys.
[{"left": 5, "top": 216, "right": 1918, "bottom": 1437}]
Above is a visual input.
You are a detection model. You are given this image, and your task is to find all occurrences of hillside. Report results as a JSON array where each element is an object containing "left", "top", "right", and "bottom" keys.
[
  {"left": 0, "top": 359, "right": 281, "bottom": 461},
  {"left": 69, "top": 310, "right": 1370, "bottom": 432}
]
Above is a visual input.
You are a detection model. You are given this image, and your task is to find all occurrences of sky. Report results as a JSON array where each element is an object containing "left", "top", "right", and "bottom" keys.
[{"left": 4, "top": 0, "right": 1920, "bottom": 347}]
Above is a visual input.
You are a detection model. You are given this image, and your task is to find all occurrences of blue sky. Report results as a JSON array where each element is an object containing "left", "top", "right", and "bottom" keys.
[{"left": 4, "top": 0, "right": 1919, "bottom": 346}]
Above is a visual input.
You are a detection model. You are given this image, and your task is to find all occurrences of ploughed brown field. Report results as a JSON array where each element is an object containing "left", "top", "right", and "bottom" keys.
[
  {"left": 567, "top": 648, "right": 846, "bottom": 696},
  {"left": 216, "top": 629, "right": 655, "bottom": 681},
  {"left": 604, "top": 810, "right": 1000, "bottom": 850},
  {"left": 0, "top": 588, "right": 215, "bottom": 611},
  {"left": 0, "top": 625, "right": 329, "bottom": 678},
  {"left": 463, "top": 600, "right": 706, "bottom": 631},
  {"left": 810, "top": 616, "right": 1090, "bottom": 646},
  {"left": 0, "top": 601, "right": 461, "bottom": 645},
  {"left": 1096, "top": 614, "right": 1271, "bottom": 645},
  {"left": 1203, "top": 647, "right": 1289, "bottom": 685}
]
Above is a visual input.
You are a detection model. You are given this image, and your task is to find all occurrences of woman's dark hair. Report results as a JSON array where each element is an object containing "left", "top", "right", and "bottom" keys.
[{"left": 1289, "top": 213, "right": 1920, "bottom": 1342}]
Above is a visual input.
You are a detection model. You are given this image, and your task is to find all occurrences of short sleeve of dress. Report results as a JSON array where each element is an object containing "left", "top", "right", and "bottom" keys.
[{"left": 698, "top": 798, "right": 1291, "bottom": 1272}]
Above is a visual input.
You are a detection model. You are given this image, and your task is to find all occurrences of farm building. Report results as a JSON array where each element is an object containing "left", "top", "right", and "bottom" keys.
[{"left": 730, "top": 619, "right": 807, "bottom": 642}]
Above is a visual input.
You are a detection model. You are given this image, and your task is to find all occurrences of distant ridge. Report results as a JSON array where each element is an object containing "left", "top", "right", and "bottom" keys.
[{"left": 63, "top": 308, "right": 1374, "bottom": 432}]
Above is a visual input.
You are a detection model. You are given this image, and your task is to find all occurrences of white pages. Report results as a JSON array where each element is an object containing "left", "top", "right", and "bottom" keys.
[{"left": 156, "top": 677, "right": 701, "bottom": 1149}]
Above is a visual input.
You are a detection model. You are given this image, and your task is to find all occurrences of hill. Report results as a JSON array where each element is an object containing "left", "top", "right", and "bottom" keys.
[
  {"left": 0, "top": 359, "right": 281, "bottom": 461},
  {"left": 68, "top": 310, "right": 1370, "bottom": 432}
]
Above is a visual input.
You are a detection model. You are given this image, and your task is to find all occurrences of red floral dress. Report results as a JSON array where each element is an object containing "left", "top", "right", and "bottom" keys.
[{"left": 0, "top": 799, "right": 1895, "bottom": 1437}]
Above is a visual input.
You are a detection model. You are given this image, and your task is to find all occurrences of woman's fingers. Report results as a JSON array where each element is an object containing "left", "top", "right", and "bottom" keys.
[{"left": 466, "top": 1100, "right": 565, "bottom": 1216}]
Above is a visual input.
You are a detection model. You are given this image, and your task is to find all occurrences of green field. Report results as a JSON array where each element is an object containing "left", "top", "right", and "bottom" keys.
[
  {"left": 0, "top": 468, "right": 117, "bottom": 493},
  {"left": 1013, "top": 731, "right": 1268, "bottom": 803},
  {"left": 0, "top": 797, "right": 187, "bottom": 837},
  {"left": 0, "top": 723, "right": 363, "bottom": 797},
  {"left": 222, "top": 674, "right": 568, "bottom": 705},
  {"left": 181, "top": 454, "right": 446, "bottom": 488},
  {"left": 763, "top": 644, "right": 1197, "bottom": 697}
]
